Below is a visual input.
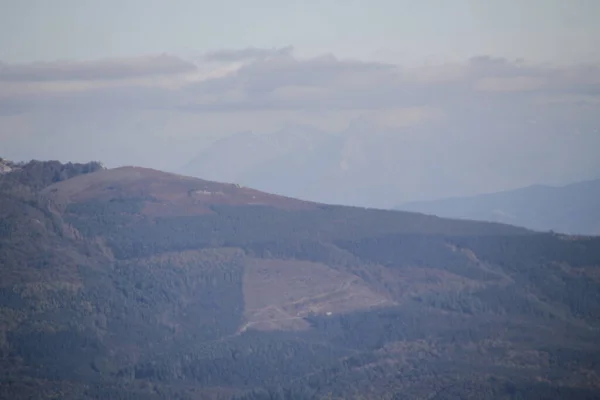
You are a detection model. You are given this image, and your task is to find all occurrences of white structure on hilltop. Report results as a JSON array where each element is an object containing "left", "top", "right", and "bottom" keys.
[{"left": 0, "top": 159, "right": 14, "bottom": 174}]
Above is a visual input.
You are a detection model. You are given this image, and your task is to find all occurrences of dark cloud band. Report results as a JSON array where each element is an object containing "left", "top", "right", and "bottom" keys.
[{"left": 0, "top": 54, "right": 196, "bottom": 82}]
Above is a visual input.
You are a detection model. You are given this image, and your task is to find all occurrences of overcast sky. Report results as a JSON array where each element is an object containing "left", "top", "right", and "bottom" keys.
[
  {"left": 2, "top": 0, "right": 599, "bottom": 65},
  {"left": 0, "top": 0, "right": 598, "bottom": 205}
]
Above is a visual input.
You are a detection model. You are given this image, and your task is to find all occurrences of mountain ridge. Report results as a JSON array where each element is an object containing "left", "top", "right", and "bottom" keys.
[
  {"left": 397, "top": 178, "right": 600, "bottom": 235},
  {"left": 1, "top": 159, "right": 600, "bottom": 399}
]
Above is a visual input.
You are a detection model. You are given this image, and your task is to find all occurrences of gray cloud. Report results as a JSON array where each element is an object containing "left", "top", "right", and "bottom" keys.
[
  {"left": 1, "top": 49, "right": 599, "bottom": 116},
  {"left": 0, "top": 54, "right": 197, "bottom": 82},
  {"left": 180, "top": 54, "right": 412, "bottom": 112},
  {"left": 201, "top": 46, "right": 295, "bottom": 62},
  {"left": 176, "top": 54, "right": 544, "bottom": 113},
  {"left": 466, "top": 56, "right": 535, "bottom": 78}
]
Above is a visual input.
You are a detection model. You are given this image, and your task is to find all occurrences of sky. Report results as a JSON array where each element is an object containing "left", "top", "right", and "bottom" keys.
[
  {"left": 2, "top": 0, "right": 599, "bottom": 65},
  {"left": 0, "top": 0, "right": 599, "bottom": 206}
]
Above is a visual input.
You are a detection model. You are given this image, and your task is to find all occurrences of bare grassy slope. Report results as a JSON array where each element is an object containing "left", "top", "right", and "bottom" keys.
[
  {"left": 43, "top": 166, "right": 317, "bottom": 216},
  {"left": 242, "top": 258, "right": 393, "bottom": 331}
]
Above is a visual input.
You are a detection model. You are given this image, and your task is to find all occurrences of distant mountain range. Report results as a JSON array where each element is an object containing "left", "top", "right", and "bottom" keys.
[
  {"left": 397, "top": 178, "right": 600, "bottom": 235},
  {"left": 179, "top": 123, "right": 390, "bottom": 207},
  {"left": 179, "top": 122, "right": 478, "bottom": 208},
  {"left": 179, "top": 121, "right": 600, "bottom": 210}
]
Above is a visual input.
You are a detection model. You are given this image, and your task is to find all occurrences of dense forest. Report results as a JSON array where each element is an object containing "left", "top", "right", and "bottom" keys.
[{"left": 1, "top": 160, "right": 599, "bottom": 399}]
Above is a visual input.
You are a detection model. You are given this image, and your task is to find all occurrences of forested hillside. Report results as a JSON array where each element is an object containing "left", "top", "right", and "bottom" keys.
[{"left": 1, "top": 160, "right": 599, "bottom": 399}]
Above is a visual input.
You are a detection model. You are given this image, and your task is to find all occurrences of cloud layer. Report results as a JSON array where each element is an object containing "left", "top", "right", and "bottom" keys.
[
  {"left": 2, "top": 48, "right": 598, "bottom": 115},
  {"left": 0, "top": 54, "right": 197, "bottom": 82},
  {"left": 201, "top": 46, "right": 295, "bottom": 62},
  {"left": 0, "top": 47, "right": 598, "bottom": 206}
]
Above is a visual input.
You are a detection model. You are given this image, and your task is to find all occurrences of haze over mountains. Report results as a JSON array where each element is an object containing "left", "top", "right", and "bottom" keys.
[
  {"left": 397, "top": 178, "right": 600, "bottom": 236},
  {"left": 2, "top": 158, "right": 600, "bottom": 399},
  {"left": 3, "top": 48, "right": 600, "bottom": 209},
  {"left": 179, "top": 119, "right": 600, "bottom": 210}
]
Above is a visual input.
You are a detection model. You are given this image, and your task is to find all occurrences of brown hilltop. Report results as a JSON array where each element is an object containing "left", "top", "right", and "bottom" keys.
[{"left": 42, "top": 166, "right": 318, "bottom": 217}]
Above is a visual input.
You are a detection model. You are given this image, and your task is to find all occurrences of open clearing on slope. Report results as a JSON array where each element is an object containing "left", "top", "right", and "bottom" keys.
[{"left": 242, "top": 258, "right": 393, "bottom": 331}]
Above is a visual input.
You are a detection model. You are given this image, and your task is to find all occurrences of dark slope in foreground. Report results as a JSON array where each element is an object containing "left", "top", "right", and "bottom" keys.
[
  {"left": 397, "top": 178, "right": 600, "bottom": 235},
  {"left": 1, "top": 160, "right": 600, "bottom": 400}
]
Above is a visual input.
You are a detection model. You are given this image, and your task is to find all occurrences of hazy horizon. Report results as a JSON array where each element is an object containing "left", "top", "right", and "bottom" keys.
[{"left": 1, "top": 0, "right": 598, "bottom": 207}]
